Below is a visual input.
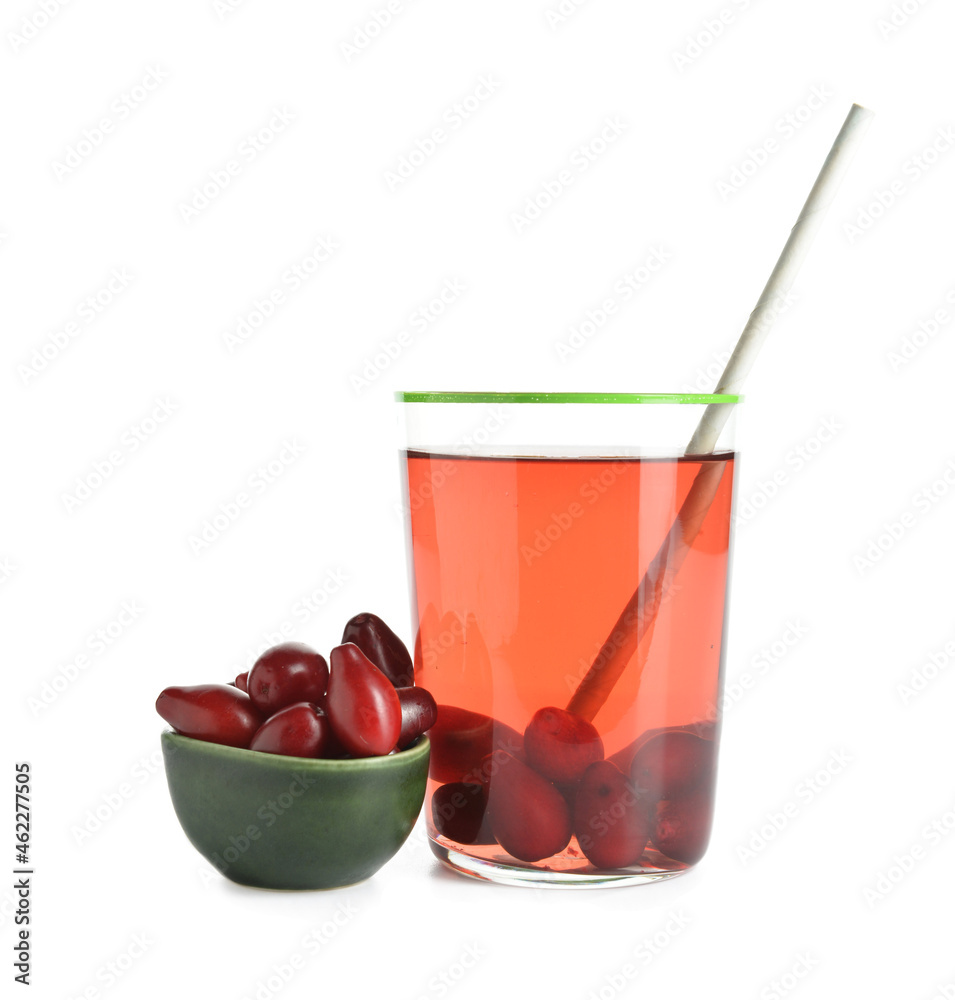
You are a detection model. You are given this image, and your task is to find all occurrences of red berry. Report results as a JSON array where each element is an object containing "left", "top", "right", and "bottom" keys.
[
  {"left": 249, "top": 702, "right": 331, "bottom": 758},
  {"left": 524, "top": 706, "right": 604, "bottom": 785},
  {"left": 485, "top": 750, "right": 572, "bottom": 862},
  {"left": 247, "top": 642, "right": 328, "bottom": 715},
  {"left": 431, "top": 782, "right": 494, "bottom": 844},
  {"left": 156, "top": 684, "right": 264, "bottom": 748},
  {"left": 341, "top": 612, "right": 414, "bottom": 688},
  {"left": 428, "top": 706, "right": 524, "bottom": 784},
  {"left": 607, "top": 722, "right": 718, "bottom": 775},
  {"left": 574, "top": 761, "right": 649, "bottom": 869},
  {"left": 395, "top": 687, "right": 438, "bottom": 749},
  {"left": 630, "top": 731, "right": 713, "bottom": 800},
  {"left": 325, "top": 643, "right": 402, "bottom": 757},
  {"left": 651, "top": 788, "right": 714, "bottom": 865},
  {"left": 235, "top": 671, "right": 249, "bottom": 693}
]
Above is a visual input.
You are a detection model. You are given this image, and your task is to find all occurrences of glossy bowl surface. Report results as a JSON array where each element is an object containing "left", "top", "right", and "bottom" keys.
[{"left": 161, "top": 729, "right": 430, "bottom": 889}]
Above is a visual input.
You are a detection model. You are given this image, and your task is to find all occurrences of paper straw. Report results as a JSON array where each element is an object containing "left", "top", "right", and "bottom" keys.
[{"left": 567, "top": 103, "right": 874, "bottom": 722}]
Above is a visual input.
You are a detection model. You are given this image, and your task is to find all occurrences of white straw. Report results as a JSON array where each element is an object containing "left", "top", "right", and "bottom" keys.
[
  {"left": 567, "top": 103, "right": 874, "bottom": 722},
  {"left": 687, "top": 102, "right": 874, "bottom": 454}
]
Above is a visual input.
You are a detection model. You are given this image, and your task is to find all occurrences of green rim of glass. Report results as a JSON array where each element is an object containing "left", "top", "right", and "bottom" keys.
[{"left": 395, "top": 391, "right": 741, "bottom": 404}]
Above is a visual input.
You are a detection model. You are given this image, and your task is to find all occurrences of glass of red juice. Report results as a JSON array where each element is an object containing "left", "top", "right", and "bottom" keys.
[{"left": 397, "top": 391, "right": 739, "bottom": 887}]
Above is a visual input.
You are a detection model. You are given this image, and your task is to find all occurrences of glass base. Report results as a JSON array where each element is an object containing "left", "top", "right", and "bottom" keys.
[{"left": 429, "top": 840, "right": 692, "bottom": 889}]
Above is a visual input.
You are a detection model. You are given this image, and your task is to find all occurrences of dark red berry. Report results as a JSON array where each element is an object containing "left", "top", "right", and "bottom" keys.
[
  {"left": 630, "top": 731, "right": 713, "bottom": 800},
  {"left": 651, "top": 788, "right": 714, "bottom": 865},
  {"left": 524, "top": 706, "right": 604, "bottom": 785},
  {"left": 431, "top": 782, "right": 494, "bottom": 844},
  {"left": 428, "top": 706, "right": 524, "bottom": 784},
  {"left": 156, "top": 684, "right": 264, "bottom": 748},
  {"left": 325, "top": 643, "right": 401, "bottom": 757},
  {"left": 247, "top": 642, "right": 328, "bottom": 715},
  {"left": 396, "top": 687, "right": 438, "bottom": 749},
  {"left": 574, "top": 761, "right": 649, "bottom": 869},
  {"left": 484, "top": 750, "right": 572, "bottom": 862},
  {"left": 341, "top": 612, "right": 414, "bottom": 688},
  {"left": 249, "top": 702, "right": 332, "bottom": 758}
]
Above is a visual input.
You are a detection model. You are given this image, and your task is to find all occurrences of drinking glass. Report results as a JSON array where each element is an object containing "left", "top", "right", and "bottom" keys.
[{"left": 398, "top": 391, "right": 739, "bottom": 887}]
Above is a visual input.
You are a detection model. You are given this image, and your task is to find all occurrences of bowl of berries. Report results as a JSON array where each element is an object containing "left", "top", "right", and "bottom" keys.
[{"left": 158, "top": 614, "right": 435, "bottom": 890}]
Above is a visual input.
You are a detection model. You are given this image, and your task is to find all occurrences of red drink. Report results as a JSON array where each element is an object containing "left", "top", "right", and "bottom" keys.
[{"left": 403, "top": 450, "right": 735, "bottom": 882}]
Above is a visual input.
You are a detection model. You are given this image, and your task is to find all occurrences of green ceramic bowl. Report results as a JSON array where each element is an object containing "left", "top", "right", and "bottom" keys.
[{"left": 161, "top": 730, "right": 429, "bottom": 890}]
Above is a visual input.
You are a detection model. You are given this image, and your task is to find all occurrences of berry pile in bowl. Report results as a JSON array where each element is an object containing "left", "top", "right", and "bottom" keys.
[{"left": 157, "top": 614, "right": 434, "bottom": 890}]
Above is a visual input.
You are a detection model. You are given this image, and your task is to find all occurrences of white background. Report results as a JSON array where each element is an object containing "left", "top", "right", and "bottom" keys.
[{"left": 3, "top": 1, "right": 954, "bottom": 998}]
